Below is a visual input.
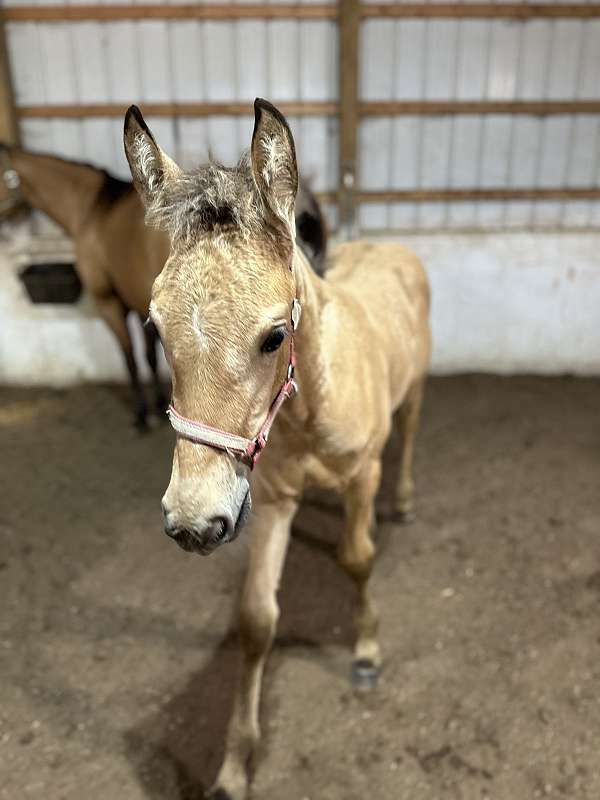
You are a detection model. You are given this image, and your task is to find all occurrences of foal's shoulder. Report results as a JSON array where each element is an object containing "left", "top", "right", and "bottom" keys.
[{"left": 327, "top": 239, "right": 426, "bottom": 284}]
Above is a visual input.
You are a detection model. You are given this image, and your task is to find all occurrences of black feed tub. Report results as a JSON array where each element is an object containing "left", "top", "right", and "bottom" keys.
[{"left": 19, "top": 262, "right": 82, "bottom": 305}]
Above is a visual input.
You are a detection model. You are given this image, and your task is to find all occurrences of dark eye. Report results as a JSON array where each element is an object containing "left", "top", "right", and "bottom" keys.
[{"left": 261, "top": 326, "right": 287, "bottom": 354}]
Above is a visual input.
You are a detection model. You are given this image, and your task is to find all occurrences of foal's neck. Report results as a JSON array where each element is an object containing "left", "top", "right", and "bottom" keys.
[
  {"left": 9, "top": 149, "right": 106, "bottom": 238},
  {"left": 288, "top": 247, "right": 329, "bottom": 418}
]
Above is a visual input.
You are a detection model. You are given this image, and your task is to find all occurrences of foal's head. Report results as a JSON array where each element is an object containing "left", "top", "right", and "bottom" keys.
[{"left": 124, "top": 100, "right": 299, "bottom": 555}]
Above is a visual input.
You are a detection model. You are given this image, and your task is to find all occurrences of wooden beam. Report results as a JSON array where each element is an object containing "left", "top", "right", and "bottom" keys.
[
  {"left": 0, "top": 17, "right": 18, "bottom": 143},
  {"left": 2, "top": 4, "right": 338, "bottom": 22},
  {"left": 355, "top": 188, "right": 600, "bottom": 203},
  {"left": 338, "top": 0, "right": 360, "bottom": 239},
  {"left": 17, "top": 99, "right": 600, "bottom": 120},
  {"left": 5, "top": 3, "right": 600, "bottom": 23},
  {"left": 362, "top": 100, "right": 600, "bottom": 116},
  {"left": 362, "top": 4, "right": 600, "bottom": 19},
  {"left": 16, "top": 101, "right": 338, "bottom": 119}
]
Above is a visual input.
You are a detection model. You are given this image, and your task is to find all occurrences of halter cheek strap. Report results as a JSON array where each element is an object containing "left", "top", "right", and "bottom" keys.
[{"left": 167, "top": 299, "right": 301, "bottom": 470}]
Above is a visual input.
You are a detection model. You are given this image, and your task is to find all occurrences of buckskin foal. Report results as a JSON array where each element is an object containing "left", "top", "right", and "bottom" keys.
[{"left": 124, "top": 99, "right": 431, "bottom": 799}]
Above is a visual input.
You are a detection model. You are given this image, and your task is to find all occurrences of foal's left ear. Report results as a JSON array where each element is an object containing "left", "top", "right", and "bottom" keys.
[
  {"left": 251, "top": 99, "right": 299, "bottom": 234},
  {"left": 123, "top": 105, "right": 181, "bottom": 207}
]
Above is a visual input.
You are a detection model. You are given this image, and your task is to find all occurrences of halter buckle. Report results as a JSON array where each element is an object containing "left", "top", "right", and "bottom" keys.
[
  {"left": 3, "top": 169, "right": 20, "bottom": 191},
  {"left": 291, "top": 299, "right": 302, "bottom": 331}
]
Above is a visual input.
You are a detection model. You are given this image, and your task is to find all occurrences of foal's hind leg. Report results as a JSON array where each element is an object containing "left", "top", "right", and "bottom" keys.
[
  {"left": 393, "top": 377, "right": 425, "bottom": 523},
  {"left": 211, "top": 500, "right": 297, "bottom": 800},
  {"left": 96, "top": 294, "right": 148, "bottom": 430},
  {"left": 142, "top": 319, "right": 168, "bottom": 417},
  {"left": 338, "top": 460, "right": 382, "bottom": 690}
]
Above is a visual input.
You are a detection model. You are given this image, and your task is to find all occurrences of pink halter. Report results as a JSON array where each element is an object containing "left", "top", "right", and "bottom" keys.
[{"left": 167, "top": 299, "right": 301, "bottom": 469}]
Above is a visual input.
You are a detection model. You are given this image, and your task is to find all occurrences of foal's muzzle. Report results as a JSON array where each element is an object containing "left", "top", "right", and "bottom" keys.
[{"left": 162, "top": 489, "right": 252, "bottom": 556}]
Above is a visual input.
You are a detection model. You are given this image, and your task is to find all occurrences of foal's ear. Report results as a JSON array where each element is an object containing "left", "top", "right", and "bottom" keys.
[
  {"left": 123, "top": 105, "right": 181, "bottom": 206},
  {"left": 251, "top": 99, "right": 298, "bottom": 232}
]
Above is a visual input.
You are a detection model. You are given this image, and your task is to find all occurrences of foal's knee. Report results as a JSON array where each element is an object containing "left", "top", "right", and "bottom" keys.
[
  {"left": 239, "top": 591, "right": 279, "bottom": 658},
  {"left": 338, "top": 535, "right": 375, "bottom": 583}
]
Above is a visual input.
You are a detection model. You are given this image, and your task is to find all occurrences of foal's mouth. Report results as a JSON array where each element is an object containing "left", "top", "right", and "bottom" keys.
[{"left": 169, "top": 490, "right": 252, "bottom": 556}]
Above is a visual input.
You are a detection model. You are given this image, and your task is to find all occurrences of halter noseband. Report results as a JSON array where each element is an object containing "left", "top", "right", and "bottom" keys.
[{"left": 167, "top": 298, "right": 301, "bottom": 470}]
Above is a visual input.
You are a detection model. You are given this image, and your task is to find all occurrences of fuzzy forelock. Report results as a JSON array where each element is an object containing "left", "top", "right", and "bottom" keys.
[{"left": 143, "top": 151, "right": 266, "bottom": 243}]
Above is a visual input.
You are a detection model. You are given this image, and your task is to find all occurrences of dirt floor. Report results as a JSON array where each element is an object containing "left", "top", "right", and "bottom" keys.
[{"left": 2, "top": 375, "right": 600, "bottom": 800}]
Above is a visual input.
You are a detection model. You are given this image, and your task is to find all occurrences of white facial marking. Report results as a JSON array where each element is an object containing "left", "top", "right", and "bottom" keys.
[{"left": 191, "top": 306, "right": 209, "bottom": 351}]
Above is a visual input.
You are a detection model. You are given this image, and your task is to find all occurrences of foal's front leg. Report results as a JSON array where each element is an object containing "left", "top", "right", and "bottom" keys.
[
  {"left": 211, "top": 499, "right": 297, "bottom": 800},
  {"left": 338, "top": 460, "right": 382, "bottom": 690}
]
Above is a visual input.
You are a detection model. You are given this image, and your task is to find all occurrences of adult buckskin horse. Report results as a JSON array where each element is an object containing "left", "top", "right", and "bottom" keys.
[
  {"left": 124, "top": 99, "right": 431, "bottom": 799},
  {"left": 0, "top": 143, "right": 326, "bottom": 428}
]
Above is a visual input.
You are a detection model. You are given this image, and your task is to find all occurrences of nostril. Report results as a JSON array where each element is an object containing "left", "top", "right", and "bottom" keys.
[
  {"left": 209, "top": 516, "right": 233, "bottom": 543},
  {"left": 164, "top": 522, "right": 178, "bottom": 539}
]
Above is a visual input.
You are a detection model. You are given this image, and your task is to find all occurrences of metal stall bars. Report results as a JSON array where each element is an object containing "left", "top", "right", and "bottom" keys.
[{"left": 2, "top": 2, "right": 600, "bottom": 235}]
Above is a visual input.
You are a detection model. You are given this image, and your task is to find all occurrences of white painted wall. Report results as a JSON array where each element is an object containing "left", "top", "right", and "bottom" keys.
[{"left": 2, "top": 230, "right": 599, "bottom": 385}]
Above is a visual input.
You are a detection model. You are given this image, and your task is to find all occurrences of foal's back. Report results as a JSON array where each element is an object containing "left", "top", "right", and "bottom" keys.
[{"left": 325, "top": 240, "right": 430, "bottom": 402}]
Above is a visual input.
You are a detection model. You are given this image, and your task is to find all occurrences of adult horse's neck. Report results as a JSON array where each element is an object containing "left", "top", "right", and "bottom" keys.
[{"left": 7, "top": 148, "right": 107, "bottom": 237}]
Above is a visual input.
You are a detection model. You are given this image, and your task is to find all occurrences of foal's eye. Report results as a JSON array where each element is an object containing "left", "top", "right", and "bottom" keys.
[{"left": 261, "top": 326, "right": 287, "bottom": 354}]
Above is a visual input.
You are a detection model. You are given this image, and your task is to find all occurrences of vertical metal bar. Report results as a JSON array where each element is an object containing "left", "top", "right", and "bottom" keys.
[
  {"left": 0, "top": 18, "right": 19, "bottom": 144},
  {"left": 338, "top": 0, "right": 360, "bottom": 240}
]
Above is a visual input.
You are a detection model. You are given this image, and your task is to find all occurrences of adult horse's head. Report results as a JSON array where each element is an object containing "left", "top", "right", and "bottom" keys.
[{"left": 124, "top": 99, "right": 299, "bottom": 555}]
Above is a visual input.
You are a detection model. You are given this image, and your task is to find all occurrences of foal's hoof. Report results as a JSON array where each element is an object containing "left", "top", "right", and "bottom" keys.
[
  {"left": 377, "top": 507, "right": 416, "bottom": 525},
  {"left": 351, "top": 658, "right": 379, "bottom": 692},
  {"left": 395, "top": 508, "right": 416, "bottom": 525}
]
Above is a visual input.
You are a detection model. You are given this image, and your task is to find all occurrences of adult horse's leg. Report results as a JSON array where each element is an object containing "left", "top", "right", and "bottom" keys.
[
  {"left": 338, "top": 459, "right": 382, "bottom": 690},
  {"left": 211, "top": 499, "right": 297, "bottom": 800},
  {"left": 393, "top": 377, "right": 425, "bottom": 523},
  {"left": 142, "top": 318, "right": 168, "bottom": 417},
  {"left": 96, "top": 294, "right": 148, "bottom": 430}
]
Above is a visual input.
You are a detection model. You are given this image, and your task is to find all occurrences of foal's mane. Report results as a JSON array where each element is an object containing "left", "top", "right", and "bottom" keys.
[{"left": 146, "top": 152, "right": 264, "bottom": 243}]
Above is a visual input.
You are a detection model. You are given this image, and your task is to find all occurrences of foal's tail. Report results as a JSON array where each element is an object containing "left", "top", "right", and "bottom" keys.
[{"left": 295, "top": 180, "right": 328, "bottom": 276}]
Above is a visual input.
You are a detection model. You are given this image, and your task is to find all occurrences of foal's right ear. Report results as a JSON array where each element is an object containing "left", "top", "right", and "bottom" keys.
[{"left": 123, "top": 105, "right": 181, "bottom": 206}]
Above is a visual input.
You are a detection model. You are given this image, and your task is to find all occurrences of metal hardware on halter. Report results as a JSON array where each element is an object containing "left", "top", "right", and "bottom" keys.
[
  {"left": 167, "top": 298, "right": 302, "bottom": 469},
  {"left": 3, "top": 169, "right": 20, "bottom": 191},
  {"left": 0, "top": 149, "right": 25, "bottom": 215}
]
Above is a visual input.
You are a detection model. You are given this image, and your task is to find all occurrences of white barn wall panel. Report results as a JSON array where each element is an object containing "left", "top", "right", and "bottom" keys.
[
  {"left": 358, "top": 15, "right": 600, "bottom": 231},
  {"left": 2, "top": 0, "right": 600, "bottom": 380}
]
